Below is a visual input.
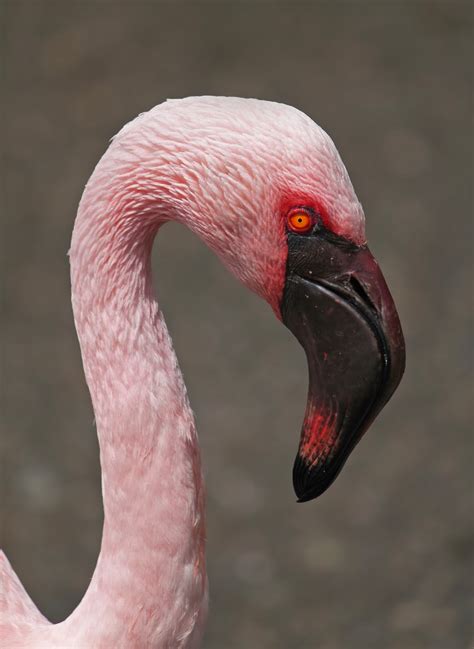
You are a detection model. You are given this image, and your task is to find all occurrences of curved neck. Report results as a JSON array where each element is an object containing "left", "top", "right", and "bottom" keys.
[{"left": 64, "top": 160, "right": 207, "bottom": 646}]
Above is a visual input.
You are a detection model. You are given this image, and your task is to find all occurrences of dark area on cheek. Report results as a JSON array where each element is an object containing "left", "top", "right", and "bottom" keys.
[{"left": 284, "top": 231, "right": 359, "bottom": 281}]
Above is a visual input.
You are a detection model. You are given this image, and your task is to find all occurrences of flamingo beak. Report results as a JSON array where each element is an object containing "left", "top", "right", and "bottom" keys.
[{"left": 281, "top": 232, "right": 405, "bottom": 502}]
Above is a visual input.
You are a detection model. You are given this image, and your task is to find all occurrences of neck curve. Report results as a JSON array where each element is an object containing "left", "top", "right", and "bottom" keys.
[{"left": 62, "top": 147, "right": 208, "bottom": 647}]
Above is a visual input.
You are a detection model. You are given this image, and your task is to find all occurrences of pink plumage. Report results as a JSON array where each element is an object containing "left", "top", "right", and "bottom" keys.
[{"left": 1, "top": 97, "right": 401, "bottom": 648}]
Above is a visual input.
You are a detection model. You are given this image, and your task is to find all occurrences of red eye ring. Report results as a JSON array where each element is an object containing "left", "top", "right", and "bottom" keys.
[{"left": 286, "top": 207, "right": 314, "bottom": 234}]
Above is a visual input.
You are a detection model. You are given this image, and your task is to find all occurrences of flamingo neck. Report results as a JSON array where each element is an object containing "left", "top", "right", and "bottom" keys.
[{"left": 65, "top": 166, "right": 207, "bottom": 647}]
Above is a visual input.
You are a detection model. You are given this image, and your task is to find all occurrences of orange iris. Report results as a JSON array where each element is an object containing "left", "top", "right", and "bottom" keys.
[{"left": 287, "top": 208, "right": 313, "bottom": 233}]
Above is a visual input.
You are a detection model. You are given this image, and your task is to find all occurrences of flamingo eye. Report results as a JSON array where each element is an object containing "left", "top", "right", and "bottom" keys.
[{"left": 286, "top": 208, "right": 314, "bottom": 234}]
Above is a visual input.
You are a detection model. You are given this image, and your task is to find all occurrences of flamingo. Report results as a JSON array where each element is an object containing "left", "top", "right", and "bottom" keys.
[{"left": 0, "top": 97, "right": 405, "bottom": 648}]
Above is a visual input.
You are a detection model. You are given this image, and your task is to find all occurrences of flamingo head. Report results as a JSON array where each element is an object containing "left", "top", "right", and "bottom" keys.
[{"left": 119, "top": 97, "right": 406, "bottom": 501}]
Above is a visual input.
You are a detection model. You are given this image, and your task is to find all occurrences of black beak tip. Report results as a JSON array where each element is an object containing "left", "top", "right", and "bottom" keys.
[
  {"left": 296, "top": 494, "right": 314, "bottom": 504},
  {"left": 293, "top": 454, "right": 335, "bottom": 503}
]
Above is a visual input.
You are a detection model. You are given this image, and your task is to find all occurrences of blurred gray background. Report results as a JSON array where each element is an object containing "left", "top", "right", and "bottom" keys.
[{"left": 2, "top": 2, "right": 472, "bottom": 648}]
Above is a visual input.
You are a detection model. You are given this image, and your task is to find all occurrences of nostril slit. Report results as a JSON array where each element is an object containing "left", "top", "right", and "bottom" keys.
[{"left": 349, "top": 275, "right": 374, "bottom": 310}]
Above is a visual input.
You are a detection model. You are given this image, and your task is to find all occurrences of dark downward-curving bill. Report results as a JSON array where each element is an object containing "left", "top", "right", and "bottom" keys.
[{"left": 281, "top": 229, "right": 405, "bottom": 502}]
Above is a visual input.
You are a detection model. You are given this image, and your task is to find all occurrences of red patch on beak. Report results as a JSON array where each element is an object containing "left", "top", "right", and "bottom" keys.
[{"left": 299, "top": 398, "right": 340, "bottom": 467}]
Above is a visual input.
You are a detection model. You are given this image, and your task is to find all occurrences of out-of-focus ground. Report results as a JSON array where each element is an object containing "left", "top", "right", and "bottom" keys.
[{"left": 1, "top": 2, "right": 472, "bottom": 648}]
